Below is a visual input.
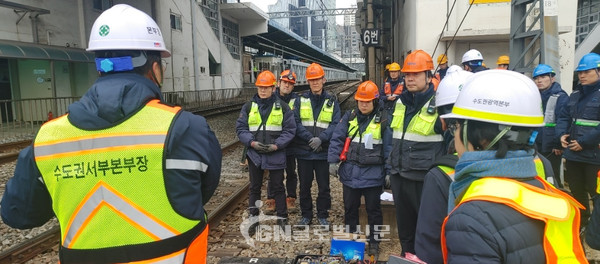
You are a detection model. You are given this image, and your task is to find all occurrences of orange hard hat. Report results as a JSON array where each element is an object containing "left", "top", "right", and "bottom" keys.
[
  {"left": 389, "top": 62, "right": 401, "bottom": 71},
  {"left": 402, "top": 50, "right": 434, "bottom": 73},
  {"left": 255, "top": 70, "right": 276, "bottom": 87},
  {"left": 280, "top": 70, "right": 297, "bottom": 84},
  {"left": 306, "top": 63, "right": 325, "bottom": 80},
  {"left": 354, "top": 80, "right": 379, "bottom": 101}
]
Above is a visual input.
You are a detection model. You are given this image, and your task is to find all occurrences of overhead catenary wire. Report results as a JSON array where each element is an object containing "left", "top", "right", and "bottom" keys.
[{"left": 430, "top": 0, "right": 475, "bottom": 75}]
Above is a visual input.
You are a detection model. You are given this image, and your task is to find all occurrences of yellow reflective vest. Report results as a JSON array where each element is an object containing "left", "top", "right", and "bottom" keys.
[
  {"left": 390, "top": 97, "right": 443, "bottom": 142},
  {"left": 34, "top": 99, "right": 206, "bottom": 262},
  {"left": 299, "top": 96, "right": 334, "bottom": 129},
  {"left": 345, "top": 111, "right": 384, "bottom": 164},
  {"left": 441, "top": 176, "right": 587, "bottom": 264}
]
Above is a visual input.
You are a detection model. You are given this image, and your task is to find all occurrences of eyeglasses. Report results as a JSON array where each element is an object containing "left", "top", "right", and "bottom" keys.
[
  {"left": 447, "top": 122, "right": 460, "bottom": 136},
  {"left": 161, "top": 59, "right": 168, "bottom": 72}
]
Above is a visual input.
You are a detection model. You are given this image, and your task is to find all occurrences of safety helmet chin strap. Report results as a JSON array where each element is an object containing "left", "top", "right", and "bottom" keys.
[
  {"left": 485, "top": 125, "right": 512, "bottom": 150},
  {"left": 462, "top": 120, "right": 512, "bottom": 151}
]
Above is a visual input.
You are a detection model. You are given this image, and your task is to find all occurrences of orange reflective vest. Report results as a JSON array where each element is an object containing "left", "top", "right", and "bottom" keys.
[
  {"left": 34, "top": 99, "right": 208, "bottom": 263},
  {"left": 384, "top": 78, "right": 403, "bottom": 96},
  {"left": 441, "top": 176, "right": 587, "bottom": 264}
]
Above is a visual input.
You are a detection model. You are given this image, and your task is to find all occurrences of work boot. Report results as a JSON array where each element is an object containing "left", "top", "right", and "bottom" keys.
[
  {"left": 286, "top": 197, "right": 297, "bottom": 213},
  {"left": 296, "top": 217, "right": 312, "bottom": 226},
  {"left": 318, "top": 218, "right": 330, "bottom": 226},
  {"left": 264, "top": 199, "right": 275, "bottom": 215}
]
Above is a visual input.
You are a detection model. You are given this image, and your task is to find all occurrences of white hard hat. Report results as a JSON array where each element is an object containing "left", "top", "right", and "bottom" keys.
[
  {"left": 87, "top": 4, "right": 170, "bottom": 57},
  {"left": 435, "top": 66, "right": 473, "bottom": 107},
  {"left": 461, "top": 49, "right": 484, "bottom": 63},
  {"left": 441, "top": 70, "right": 544, "bottom": 127}
]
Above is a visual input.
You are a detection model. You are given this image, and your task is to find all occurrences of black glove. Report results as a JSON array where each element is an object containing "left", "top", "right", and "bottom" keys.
[
  {"left": 251, "top": 141, "right": 268, "bottom": 152},
  {"left": 384, "top": 175, "right": 391, "bottom": 189},
  {"left": 308, "top": 137, "right": 322, "bottom": 150},
  {"left": 264, "top": 144, "right": 278, "bottom": 153},
  {"left": 329, "top": 163, "right": 339, "bottom": 177}
]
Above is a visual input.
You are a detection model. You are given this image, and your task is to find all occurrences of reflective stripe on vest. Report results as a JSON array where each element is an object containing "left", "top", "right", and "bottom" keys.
[
  {"left": 35, "top": 100, "right": 203, "bottom": 255},
  {"left": 299, "top": 97, "right": 334, "bottom": 129},
  {"left": 348, "top": 114, "right": 382, "bottom": 144},
  {"left": 597, "top": 170, "right": 600, "bottom": 194},
  {"left": 574, "top": 118, "right": 600, "bottom": 127},
  {"left": 390, "top": 98, "right": 443, "bottom": 142},
  {"left": 289, "top": 98, "right": 296, "bottom": 110},
  {"left": 441, "top": 177, "right": 587, "bottom": 264},
  {"left": 437, "top": 165, "right": 455, "bottom": 181},
  {"left": 384, "top": 81, "right": 403, "bottom": 95},
  {"left": 247, "top": 102, "right": 283, "bottom": 131},
  {"left": 544, "top": 95, "right": 559, "bottom": 127}
]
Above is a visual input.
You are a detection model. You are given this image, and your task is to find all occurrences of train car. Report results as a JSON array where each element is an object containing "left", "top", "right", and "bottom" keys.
[{"left": 253, "top": 55, "right": 358, "bottom": 86}]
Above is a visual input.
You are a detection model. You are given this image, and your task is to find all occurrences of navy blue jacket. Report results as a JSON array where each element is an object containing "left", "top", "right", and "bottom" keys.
[
  {"left": 587, "top": 195, "right": 600, "bottom": 250},
  {"left": 236, "top": 94, "right": 296, "bottom": 170},
  {"left": 556, "top": 81, "right": 600, "bottom": 165},
  {"left": 535, "top": 82, "right": 569, "bottom": 153},
  {"left": 292, "top": 91, "right": 341, "bottom": 160},
  {"left": 380, "top": 77, "right": 403, "bottom": 111},
  {"left": 275, "top": 90, "right": 299, "bottom": 156},
  {"left": 1, "top": 73, "right": 222, "bottom": 228},
  {"left": 417, "top": 155, "right": 555, "bottom": 264},
  {"left": 444, "top": 177, "right": 547, "bottom": 263},
  {"left": 328, "top": 107, "right": 392, "bottom": 188},
  {"left": 388, "top": 83, "right": 445, "bottom": 180},
  {"left": 415, "top": 154, "right": 457, "bottom": 264}
]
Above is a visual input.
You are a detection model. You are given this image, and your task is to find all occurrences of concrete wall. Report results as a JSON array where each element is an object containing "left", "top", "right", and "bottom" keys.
[{"left": 398, "top": 0, "right": 576, "bottom": 92}]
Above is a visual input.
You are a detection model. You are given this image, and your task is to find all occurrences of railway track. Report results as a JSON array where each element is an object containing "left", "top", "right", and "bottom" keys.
[
  {"left": 0, "top": 82, "right": 360, "bottom": 263},
  {"left": 0, "top": 140, "right": 246, "bottom": 264},
  {"left": 0, "top": 140, "right": 31, "bottom": 165}
]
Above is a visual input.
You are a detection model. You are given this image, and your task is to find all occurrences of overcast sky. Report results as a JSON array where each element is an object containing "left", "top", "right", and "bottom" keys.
[{"left": 240, "top": 0, "right": 357, "bottom": 25}]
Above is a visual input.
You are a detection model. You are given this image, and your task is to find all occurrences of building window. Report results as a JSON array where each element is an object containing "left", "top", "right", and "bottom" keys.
[
  {"left": 222, "top": 18, "right": 240, "bottom": 59},
  {"left": 170, "top": 13, "right": 182, "bottom": 31},
  {"left": 199, "top": 0, "right": 219, "bottom": 38},
  {"left": 93, "top": 0, "right": 112, "bottom": 11}
]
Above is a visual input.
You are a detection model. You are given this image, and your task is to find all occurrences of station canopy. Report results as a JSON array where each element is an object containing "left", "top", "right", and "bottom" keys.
[{"left": 243, "top": 20, "right": 355, "bottom": 72}]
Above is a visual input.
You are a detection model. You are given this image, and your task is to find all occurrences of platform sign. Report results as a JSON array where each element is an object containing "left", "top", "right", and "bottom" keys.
[{"left": 362, "top": 28, "right": 380, "bottom": 46}]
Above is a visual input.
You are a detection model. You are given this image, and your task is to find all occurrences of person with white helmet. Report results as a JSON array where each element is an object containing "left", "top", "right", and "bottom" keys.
[
  {"left": 412, "top": 65, "right": 471, "bottom": 264},
  {"left": 532, "top": 64, "right": 569, "bottom": 188},
  {"left": 440, "top": 70, "right": 587, "bottom": 263},
  {"left": 556, "top": 52, "right": 600, "bottom": 231},
  {"left": 414, "top": 68, "right": 558, "bottom": 264},
  {"left": 0, "top": 4, "right": 222, "bottom": 263},
  {"left": 461, "top": 49, "right": 489, "bottom": 73}
]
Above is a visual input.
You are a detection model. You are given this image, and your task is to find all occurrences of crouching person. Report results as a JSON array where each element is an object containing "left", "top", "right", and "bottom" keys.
[{"left": 328, "top": 81, "right": 392, "bottom": 257}]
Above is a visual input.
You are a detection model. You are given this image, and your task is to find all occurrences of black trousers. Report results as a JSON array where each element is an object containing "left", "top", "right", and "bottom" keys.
[
  {"left": 297, "top": 159, "right": 331, "bottom": 219},
  {"left": 540, "top": 151, "right": 564, "bottom": 188},
  {"left": 268, "top": 155, "right": 297, "bottom": 199},
  {"left": 390, "top": 174, "right": 423, "bottom": 255},
  {"left": 564, "top": 160, "right": 600, "bottom": 227},
  {"left": 343, "top": 185, "right": 383, "bottom": 244},
  {"left": 247, "top": 160, "right": 287, "bottom": 218}
]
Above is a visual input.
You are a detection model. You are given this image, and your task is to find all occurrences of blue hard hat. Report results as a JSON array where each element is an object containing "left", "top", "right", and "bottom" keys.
[
  {"left": 532, "top": 64, "right": 555, "bottom": 78},
  {"left": 576, "top": 53, "right": 600, "bottom": 72}
]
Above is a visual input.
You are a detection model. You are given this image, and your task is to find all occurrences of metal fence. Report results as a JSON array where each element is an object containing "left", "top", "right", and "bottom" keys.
[{"left": 0, "top": 88, "right": 256, "bottom": 138}]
